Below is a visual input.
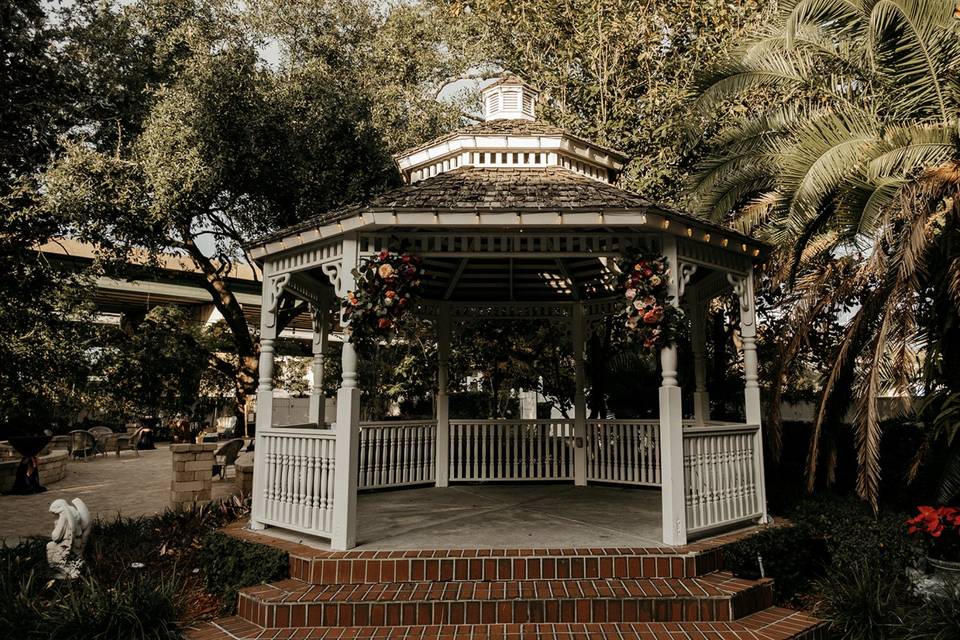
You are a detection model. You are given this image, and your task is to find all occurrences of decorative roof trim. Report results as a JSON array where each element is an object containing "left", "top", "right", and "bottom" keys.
[{"left": 247, "top": 206, "right": 768, "bottom": 264}]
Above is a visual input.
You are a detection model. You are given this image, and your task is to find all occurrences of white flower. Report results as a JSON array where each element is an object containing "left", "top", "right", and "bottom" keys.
[{"left": 625, "top": 288, "right": 637, "bottom": 300}]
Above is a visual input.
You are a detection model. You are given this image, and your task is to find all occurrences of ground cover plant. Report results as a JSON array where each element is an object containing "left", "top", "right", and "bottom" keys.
[
  {"left": 0, "top": 496, "right": 283, "bottom": 639},
  {"left": 726, "top": 493, "right": 960, "bottom": 639}
]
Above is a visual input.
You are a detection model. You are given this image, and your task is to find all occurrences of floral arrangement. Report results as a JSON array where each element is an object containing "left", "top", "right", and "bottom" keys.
[
  {"left": 906, "top": 506, "right": 960, "bottom": 562},
  {"left": 342, "top": 248, "right": 424, "bottom": 350},
  {"left": 616, "top": 248, "right": 685, "bottom": 350}
]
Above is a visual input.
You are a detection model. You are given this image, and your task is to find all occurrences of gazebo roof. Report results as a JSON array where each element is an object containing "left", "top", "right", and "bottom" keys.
[
  {"left": 247, "top": 75, "right": 768, "bottom": 262},
  {"left": 247, "top": 165, "right": 765, "bottom": 259}
]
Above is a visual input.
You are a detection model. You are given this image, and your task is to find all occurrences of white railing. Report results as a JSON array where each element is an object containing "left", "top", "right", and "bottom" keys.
[
  {"left": 682, "top": 424, "right": 763, "bottom": 535},
  {"left": 259, "top": 428, "right": 336, "bottom": 537},
  {"left": 586, "top": 419, "right": 661, "bottom": 486},
  {"left": 449, "top": 419, "right": 574, "bottom": 481},
  {"left": 358, "top": 420, "right": 437, "bottom": 489}
]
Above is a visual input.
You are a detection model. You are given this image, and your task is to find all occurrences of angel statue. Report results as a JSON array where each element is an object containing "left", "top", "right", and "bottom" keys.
[{"left": 46, "top": 498, "right": 92, "bottom": 579}]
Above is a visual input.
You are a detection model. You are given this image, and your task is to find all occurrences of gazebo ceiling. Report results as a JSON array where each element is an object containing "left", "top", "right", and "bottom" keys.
[{"left": 419, "top": 255, "right": 614, "bottom": 302}]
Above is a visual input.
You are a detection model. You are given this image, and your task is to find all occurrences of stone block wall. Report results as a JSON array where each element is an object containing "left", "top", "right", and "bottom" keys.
[
  {"left": 0, "top": 446, "right": 69, "bottom": 493},
  {"left": 235, "top": 452, "right": 254, "bottom": 495},
  {"left": 170, "top": 443, "right": 216, "bottom": 509}
]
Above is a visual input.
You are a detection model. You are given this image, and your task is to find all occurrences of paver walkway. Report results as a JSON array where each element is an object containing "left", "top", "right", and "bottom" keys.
[{"left": 0, "top": 444, "right": 239, "bottom": 544}]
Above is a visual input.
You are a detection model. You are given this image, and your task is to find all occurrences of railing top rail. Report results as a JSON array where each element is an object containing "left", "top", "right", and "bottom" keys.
[
  {"left": 682, "top": 423, "right": 759, "bottom": 436},
  {"left": 448, "top": 418, "right": 573, "bottom": 425},
  {"left": 263, "top": 427, "right": 337, "bottom": 439},
  {"left": 360, "top": 420, "right": 439, "bottom": 427},
  {"left": 586, "top": 419, "right": 659, "bottom": 425},
  {"left": 267, "top": 422, "right": 326, "bottom": 430}
]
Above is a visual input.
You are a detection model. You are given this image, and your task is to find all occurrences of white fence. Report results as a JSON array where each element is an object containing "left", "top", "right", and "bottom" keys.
[
  {"left": 682, "top": 423, "right": 763, "bottom": 535},
  {"left": 358, "top": 420, "right": 437, "bottom": 489},
  {"left": 255, "top": 419, "right": 766, "bottom": 543},
  {"left": 449, "top": 419, "right": 575, "bottom": 481},
  {"left": 586, "top": 419, "right": 661, "bottom": 486},
  {"left": 258, "top": 428, "right": 336, "bottom": 537}
]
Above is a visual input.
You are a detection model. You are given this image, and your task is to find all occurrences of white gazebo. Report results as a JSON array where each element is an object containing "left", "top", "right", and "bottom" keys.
[{"left": 246, "top": 77, "right": 769, "bottom": 550}]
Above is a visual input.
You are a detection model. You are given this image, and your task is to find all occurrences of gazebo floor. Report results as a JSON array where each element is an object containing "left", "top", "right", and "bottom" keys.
[{"left": 269, "top": 484, "right": 665, "bottom": 550}]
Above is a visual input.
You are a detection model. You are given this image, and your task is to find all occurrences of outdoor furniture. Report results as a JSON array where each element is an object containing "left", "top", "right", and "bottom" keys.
[
  {"left": 88, "top": 426, "right": 114, "bottom": 457},
  {"left": 112, "top": 428, "right": 145, "bottom": 457},
  {"left": 213, "top": 438, "right": 245, "bottom": 479},
  {"left": 68, "top": 430, "right": 97, "bottom": 461}
]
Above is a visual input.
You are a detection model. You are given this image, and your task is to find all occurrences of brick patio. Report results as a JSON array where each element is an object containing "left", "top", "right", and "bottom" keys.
[{"left": 0, "top": 443, "right": 239, "bottom": 544}]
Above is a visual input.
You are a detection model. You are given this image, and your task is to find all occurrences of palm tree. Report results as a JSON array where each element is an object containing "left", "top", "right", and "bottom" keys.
[{"left": 688, "top": 0, "right": 960, "bottom": 508}]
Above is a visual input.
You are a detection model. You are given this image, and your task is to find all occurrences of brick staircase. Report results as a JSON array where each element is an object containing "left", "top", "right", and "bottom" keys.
[{"left": 185, "top": 526, "right": 827, "bottom": 640}]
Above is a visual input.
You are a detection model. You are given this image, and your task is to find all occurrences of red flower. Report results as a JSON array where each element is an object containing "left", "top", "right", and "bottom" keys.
[{"left": 377, "top": 318, "right": 393, "bottom": 329}]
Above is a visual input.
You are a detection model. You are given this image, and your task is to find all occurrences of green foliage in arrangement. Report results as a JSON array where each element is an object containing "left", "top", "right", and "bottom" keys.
[{"left": 198, "top": 531, "right": 290, "bottom": 615}]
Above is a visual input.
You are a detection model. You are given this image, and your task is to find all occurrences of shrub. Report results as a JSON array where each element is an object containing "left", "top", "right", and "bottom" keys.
[
  {"left": 724, "top": 525, "right": 828, "bottom": 604},
  {"left": 198, "top": 531, "right": 289, "bottom": 614},
  {"left": 789, "top": 495, "right": 913, "bottom": 580},
  {"left": 900, "top": 585, "right": 960, "bottom": 640},
  {"left": 37, "top": 571, "right": 183, "bottom": 640},
  {"left": 815, "top": 561, "right": 910, "bottom": 640},
  {"left": 0, "top": 539, "right": 50, "bottom": 637}
]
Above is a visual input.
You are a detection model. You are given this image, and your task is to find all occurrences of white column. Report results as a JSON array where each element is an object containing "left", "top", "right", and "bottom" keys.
[
  {"left": 309, "top": 306, "right": 329, "bottom": 426},
  {"left": 572, "top": 303, "right": 587, "bottom": 486},
  {"left": 659, "top": 236, "right": 687, "bottom": 545},
  {"left": 251, "top": 263, "right": 279, "bottom": 531},
  {"left": 332, "top": 234, "right": 360, "bottom": 550},
  {"left": 689, "top": 291, "right": 710, "bottom": 426},
  {"left": 435, "top": 303, "right": 451, "bottom": 487},
  {"left": 739, "top": 270, "right": 769, "bottom": 524}
]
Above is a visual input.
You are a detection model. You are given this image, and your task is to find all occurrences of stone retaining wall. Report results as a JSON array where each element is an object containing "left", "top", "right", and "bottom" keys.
[
  {"left": 0, "top": 444, "right": 69, "bottom": 493},
  {"left": 170, "top": 443, "right": 216, "bottom": 509}
]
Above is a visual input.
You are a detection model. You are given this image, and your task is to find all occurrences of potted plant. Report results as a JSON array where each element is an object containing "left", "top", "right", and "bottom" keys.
[{"left": 906, "top": 506, "right": 960, "bottom": 574}]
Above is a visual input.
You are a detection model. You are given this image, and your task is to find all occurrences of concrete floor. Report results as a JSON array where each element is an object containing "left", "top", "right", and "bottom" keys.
[
  {"left": 270, "top": 484, "right": 664, "bottom": 550},
  {"left": 0, "top": 444, "right": 239, "bottom": 544}
]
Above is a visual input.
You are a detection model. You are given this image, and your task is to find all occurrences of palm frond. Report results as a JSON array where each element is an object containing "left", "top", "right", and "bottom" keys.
[{"left": 867, "top": 0, "right": 960, "bottom": 121}]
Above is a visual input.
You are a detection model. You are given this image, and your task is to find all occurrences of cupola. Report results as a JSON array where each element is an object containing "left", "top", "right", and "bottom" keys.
[
  {"left": 392, "top": 74, "right": 628, "bottom": 185},
  {"left": 481, "top": 76, "right": 539, "bottom": 121}
]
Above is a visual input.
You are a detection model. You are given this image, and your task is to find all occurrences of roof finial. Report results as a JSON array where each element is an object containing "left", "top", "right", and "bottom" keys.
[{"left": 480, "top": 75, "right": 539, "bottom": 121}]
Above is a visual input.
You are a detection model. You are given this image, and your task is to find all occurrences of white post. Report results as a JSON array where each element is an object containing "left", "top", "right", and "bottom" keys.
[
  {"left": 251, "top": 263, "right": 279, "bottom": 531},
  {"left": 435, "top": 303, "right": 451, "bottom": 487},
  {"left": 659, "top": 236, "right": 687, "bottom": 545},
  {"left": 690, "top": 291, "right": 710, "bottom": 426},
  {"left": 309, "top": 306, "right": 329, "bottom": 426},
  {"left": 572, "top": 303, "right": 587, "bottom": 486},
  {"left": 739, "top": 269, "right": 769, "bottom": 524},
  {"left": 332, "top": 234, "right": 360, "bottom": 550}
]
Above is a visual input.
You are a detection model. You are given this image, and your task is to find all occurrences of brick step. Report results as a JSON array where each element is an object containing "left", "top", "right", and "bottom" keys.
[
  {"left": 225, "top": 522, "right": 734, "bottom": 585},
  {"left": 185, "top": 608, "right": 828, "bottom": 640},
  {"left": 234, "top": 573, "right": 773, "bottom": 628},
  {"left": 288, "top": 548, "right": 725, "bottom": 584}
]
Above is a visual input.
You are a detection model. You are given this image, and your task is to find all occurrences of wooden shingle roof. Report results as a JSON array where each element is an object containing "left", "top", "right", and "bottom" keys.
[{"left": 247, "top": 166, "right": 762, "bottom": 250}]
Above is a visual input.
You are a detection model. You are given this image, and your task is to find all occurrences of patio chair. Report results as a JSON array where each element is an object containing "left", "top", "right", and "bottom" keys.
[
  {"left": 113, "top": 427, "right": 145, "bottom": 457},
  {"left": 88, "top": 426, "right": 114, "bottom": 457},
  {"left": 213, "top": 438, "right": 245, "bottom": 479},
  {"left": 69, "top": 430, "right": 97, "bottom": 461}
]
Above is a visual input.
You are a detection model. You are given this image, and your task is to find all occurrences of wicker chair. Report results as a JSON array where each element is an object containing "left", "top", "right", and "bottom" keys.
[
  {"left": 69, "top": 430, "right": 97, "bottom": 461},
  {"left": 213, "top": 438, "right": 245, "bottom": 479},
  {"left": 88, "top": 426, "right": 113, "bottom": 457},
  {"left": 113, "top": 427, "right": 146, "bottom": 457}
]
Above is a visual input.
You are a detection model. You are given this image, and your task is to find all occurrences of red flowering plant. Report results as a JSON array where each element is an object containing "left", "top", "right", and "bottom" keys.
[
  {"left": 341, "top": 248, "right": 424, "bottom": 352},
  {"left": 616, "top": 248, "right": 685, "bottom": 350},
  {"left": 906, "top": 506, "right": 960, "bottom": 562}
]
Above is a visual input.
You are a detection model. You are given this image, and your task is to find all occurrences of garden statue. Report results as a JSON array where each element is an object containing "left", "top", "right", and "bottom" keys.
[{"left": 46, "top": 498, "right": 92, "bottom": 579}]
